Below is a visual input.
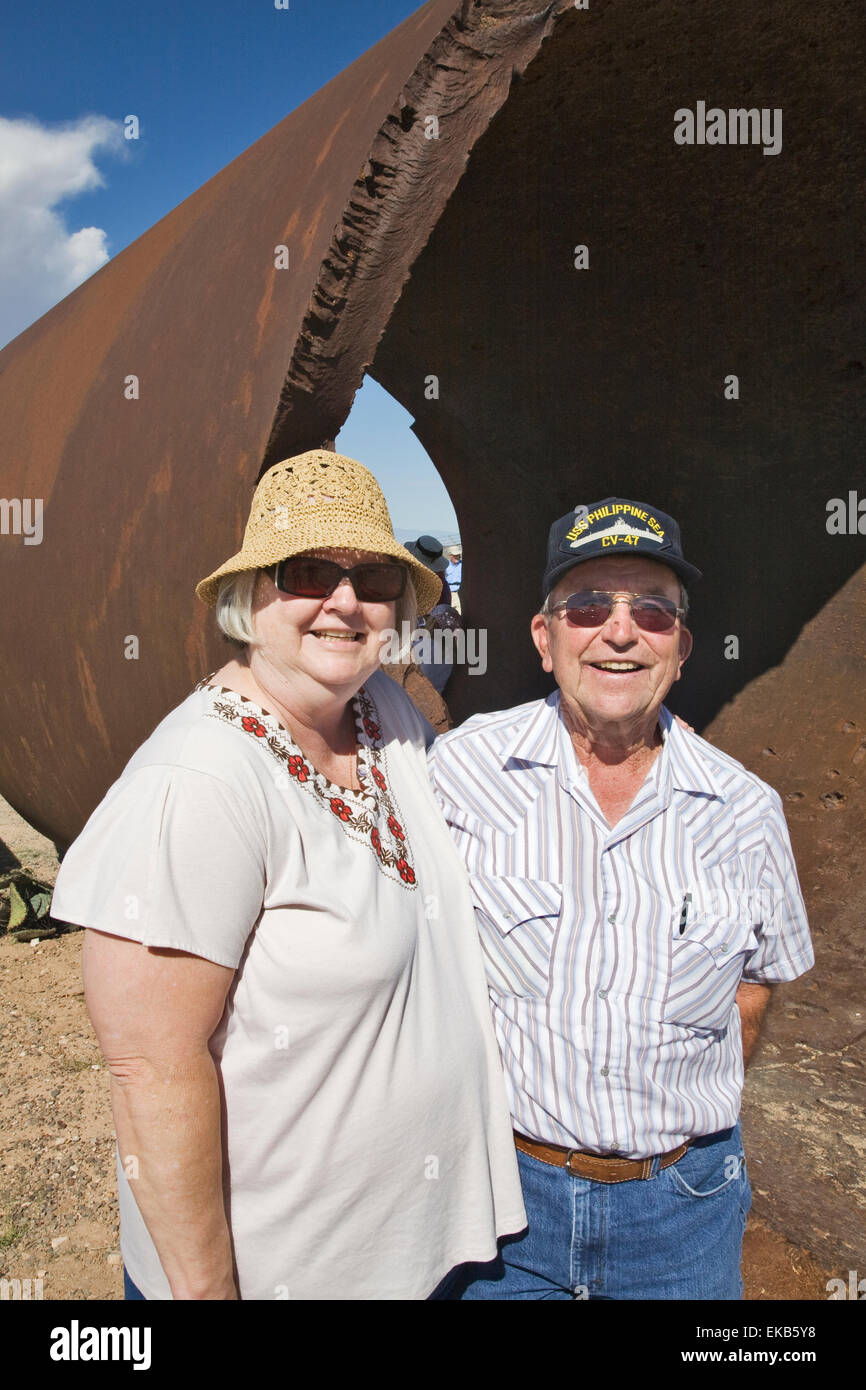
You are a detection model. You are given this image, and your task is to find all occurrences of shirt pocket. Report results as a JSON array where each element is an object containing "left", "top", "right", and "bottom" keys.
[
  {"left": 470, "top": 874, "right": 561, "bottom": 998},
  {"left": 664, "top": 911, "right": 760, "bottom": 1032}
]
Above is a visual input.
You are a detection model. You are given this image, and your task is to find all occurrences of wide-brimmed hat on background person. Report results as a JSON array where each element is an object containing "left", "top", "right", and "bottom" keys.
[{"left": 404, "top": 535, "right": 449, "bottom": 577}]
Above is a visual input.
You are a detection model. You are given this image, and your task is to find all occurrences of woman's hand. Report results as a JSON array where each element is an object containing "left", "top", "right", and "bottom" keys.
[{"left": 83, "top": 930, "right": 239, "bottom": 1299}]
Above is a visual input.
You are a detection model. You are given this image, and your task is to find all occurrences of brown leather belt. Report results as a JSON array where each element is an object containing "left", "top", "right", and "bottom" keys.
[{"left": 514, "top": 1131, "right": 689, "bottom": 1184}]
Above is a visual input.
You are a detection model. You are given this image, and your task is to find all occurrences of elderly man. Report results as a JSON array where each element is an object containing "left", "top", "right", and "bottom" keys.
[{"left": 428, "top": 497, "right": 814, "bottom": 1300}]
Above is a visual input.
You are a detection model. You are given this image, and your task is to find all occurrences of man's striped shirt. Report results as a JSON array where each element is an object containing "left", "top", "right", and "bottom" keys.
[{"left": 428, "top": 695, "right": 814, "bottom": 1158}]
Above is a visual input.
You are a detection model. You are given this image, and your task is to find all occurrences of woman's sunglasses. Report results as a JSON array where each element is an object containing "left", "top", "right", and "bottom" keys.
[
  {"left": 272, "top": 557, "right": 407, "bottom": 603},
  {"left": 546, "top": 590, "right": 684, "bottom": 633}
]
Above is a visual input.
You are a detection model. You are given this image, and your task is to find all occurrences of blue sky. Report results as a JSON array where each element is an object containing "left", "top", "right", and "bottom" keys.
[{"left": 0, "top": 0, "right": 459, "bottom": 538}]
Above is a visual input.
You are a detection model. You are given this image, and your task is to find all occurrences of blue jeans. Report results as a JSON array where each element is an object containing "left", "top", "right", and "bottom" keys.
[
  {"left": 123, "top": 1267, "right": 146, "bottom": 1300},
  {"left": 451, "top": 1123, "right": 751, "bottom": 1300}
]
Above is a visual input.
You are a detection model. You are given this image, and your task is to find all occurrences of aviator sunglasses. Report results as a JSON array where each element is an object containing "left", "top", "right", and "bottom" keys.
[
  {"left": 547, "top": 590, "right": 685, "bottom": 633},
  {"left": 272, "top": 556, "right": 407, "bottom": 603}
]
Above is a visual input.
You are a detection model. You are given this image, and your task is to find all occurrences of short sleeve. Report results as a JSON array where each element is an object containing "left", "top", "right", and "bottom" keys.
[
  {"left": 742, "top": 790, "right": 814, "bottom": 983},
  {"left": 51, "top": 764, "right": 266, "bottom": 968}
]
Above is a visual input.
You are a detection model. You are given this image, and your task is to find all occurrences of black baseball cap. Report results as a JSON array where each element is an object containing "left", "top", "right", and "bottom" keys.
[{"left": 542, "top": 497, "right": 702, "bottom": 600}]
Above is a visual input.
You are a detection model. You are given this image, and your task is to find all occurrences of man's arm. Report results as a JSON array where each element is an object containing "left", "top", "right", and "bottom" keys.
[{"left": 735, "top": 981, "right": 773, "bottom": 1066}]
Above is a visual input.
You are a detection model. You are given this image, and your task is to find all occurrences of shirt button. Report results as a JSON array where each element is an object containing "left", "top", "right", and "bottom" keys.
[
  {"left": 718, "top": 943, "right": 729, "bottom": 954},
  {"left": 600, "top": 1066, "right": 610, "bottom": 1077},
  {"left": 598, "top": 989, "right": 608, "bottom": 999},
  {"left": 503, "top": 912, "right": 515, "bottom": 923},
  {"left": 607, "top": 914, "right": 616, "bottom": 925}
]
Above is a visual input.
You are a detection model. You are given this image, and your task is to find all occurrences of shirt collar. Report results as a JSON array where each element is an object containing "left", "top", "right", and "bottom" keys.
[
  {"left": 658, "top": 706, "right": 727, "bottom": 802},
  {"left": 503, "top": 693, "right": 725, "bottom": 801},
  {"left": 502, "top": 692, "right": 562, "bottom": 768}
]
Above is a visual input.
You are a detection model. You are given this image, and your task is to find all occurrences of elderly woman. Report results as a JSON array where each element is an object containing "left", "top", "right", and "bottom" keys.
[{"left": 51, "top": 450, "right": 525, "bottom": 1300}]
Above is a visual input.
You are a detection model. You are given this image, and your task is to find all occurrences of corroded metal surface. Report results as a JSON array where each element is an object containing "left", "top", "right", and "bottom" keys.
[
  {"left": 0, "top": 0, "right": 568, "bottom": 844},
  {"left": 713, "top": 572, "right": 866, "bottom": 1270},
  {"left": 0, "top": 0, "right": 864, "bottom": 1265}
]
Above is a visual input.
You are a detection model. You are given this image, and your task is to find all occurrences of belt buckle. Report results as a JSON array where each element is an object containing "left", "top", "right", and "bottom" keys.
[{"left": 564, "top": 1148, "right": 583, "bottom": 1176}]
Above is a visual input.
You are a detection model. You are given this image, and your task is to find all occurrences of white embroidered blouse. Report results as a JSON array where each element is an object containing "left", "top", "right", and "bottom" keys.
[{"left": 51, "top": 669, "right": 526, "bottom": 1300}]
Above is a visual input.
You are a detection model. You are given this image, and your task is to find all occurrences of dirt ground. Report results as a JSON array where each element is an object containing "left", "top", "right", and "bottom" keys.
[{"left": 0, "top": 796, "right": 837, "bottom": 1301}]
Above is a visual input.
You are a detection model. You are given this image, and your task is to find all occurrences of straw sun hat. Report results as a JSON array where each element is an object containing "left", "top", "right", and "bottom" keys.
[{"left": 195, "top": 450, "right": 442, "bottom": 614}]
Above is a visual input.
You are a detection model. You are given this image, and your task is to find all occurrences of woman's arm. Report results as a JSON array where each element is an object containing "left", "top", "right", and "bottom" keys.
[{"left": 83, "top": 929, "right": 238, "bottom": 1299}]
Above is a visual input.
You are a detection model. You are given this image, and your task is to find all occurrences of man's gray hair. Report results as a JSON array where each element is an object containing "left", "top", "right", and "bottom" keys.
[{"left": 215, "top": 567, "right": 419, "bottom": 653}]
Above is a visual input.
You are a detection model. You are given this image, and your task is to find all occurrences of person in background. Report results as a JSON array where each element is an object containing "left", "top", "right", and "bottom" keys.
[
  {"left": 406, "top": 537, "right": 463, "bottom": 695},
  {"left": 51, "top": 451, "right": 525, "bottom": 1301},
  {"left": 445, "top": 546, "right": 463, "bottom": 613},
  {"left": 406, "top": 535, "right": 449, "bottom": 580}
]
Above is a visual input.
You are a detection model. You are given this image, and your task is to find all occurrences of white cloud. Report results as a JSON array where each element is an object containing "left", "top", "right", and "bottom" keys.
[{"left": 0, "top": 115, "right": 125, "bottom": 348}]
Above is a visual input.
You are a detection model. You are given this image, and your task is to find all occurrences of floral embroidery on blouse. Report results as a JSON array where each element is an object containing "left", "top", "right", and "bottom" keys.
[{"left": 196, "top": 676, "right": 417, "bottom": 890}]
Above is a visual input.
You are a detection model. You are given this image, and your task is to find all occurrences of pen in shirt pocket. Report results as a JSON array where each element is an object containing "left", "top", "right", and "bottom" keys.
[{"left": 678, "top": 892, "right": 692, "bottom": 935}]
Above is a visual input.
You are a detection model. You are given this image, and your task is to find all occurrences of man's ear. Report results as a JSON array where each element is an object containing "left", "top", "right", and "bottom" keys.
[
  {"left": 530, "top": 613, "right": 554, "bottom": 673},
  {"left": 675, "top": 625, "right": 694, "bottom": 681}
]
